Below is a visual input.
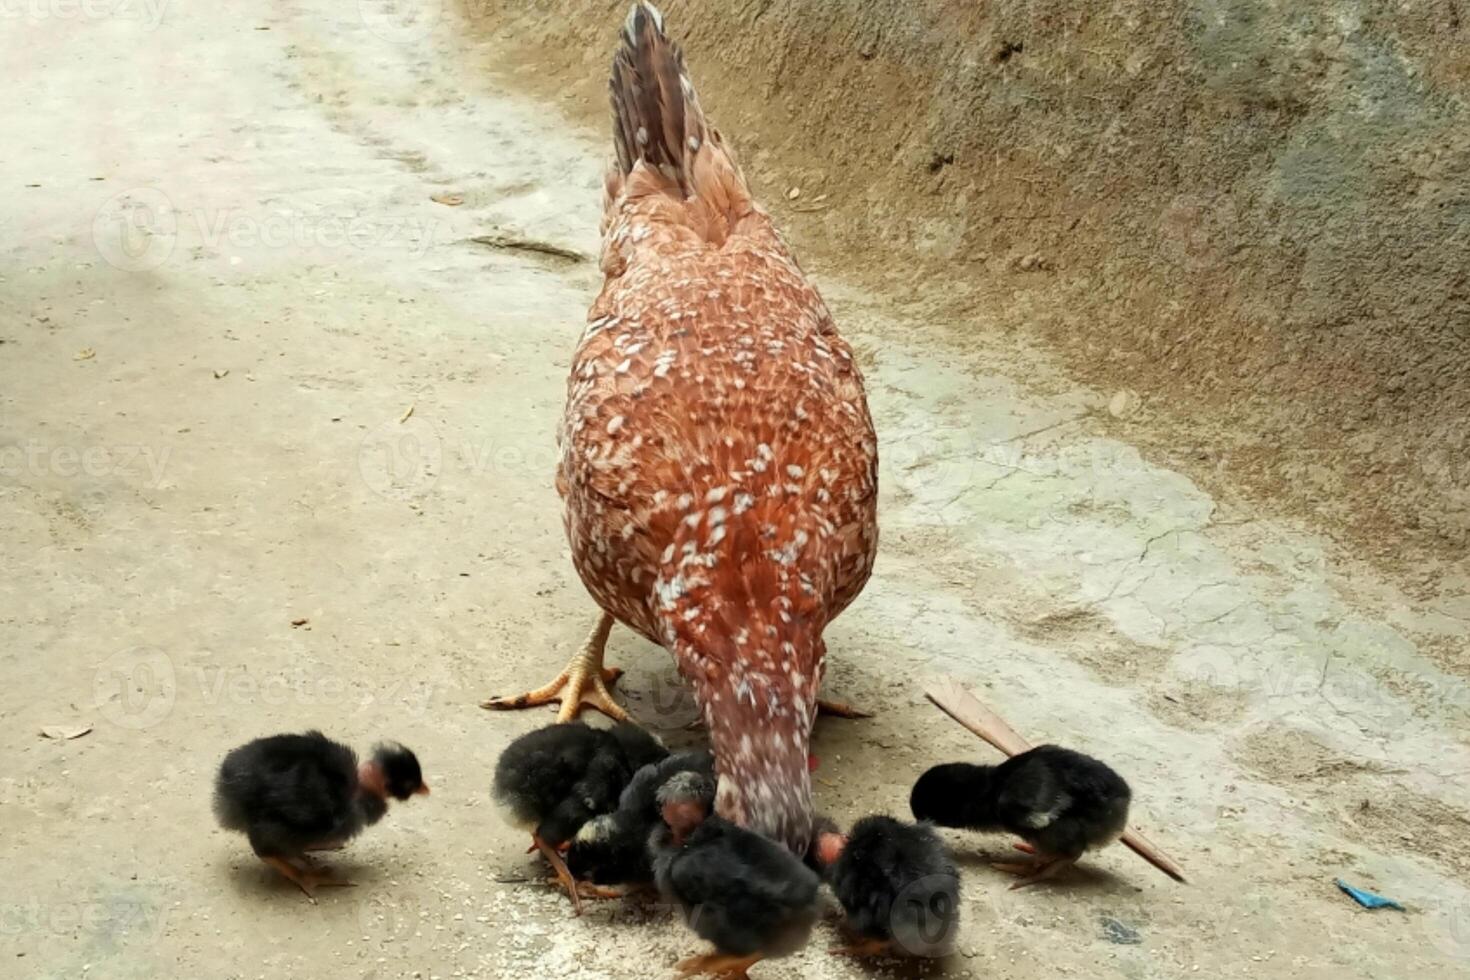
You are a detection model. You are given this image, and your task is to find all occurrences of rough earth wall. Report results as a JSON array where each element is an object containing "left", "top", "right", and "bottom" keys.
[{"left": 460, "top": 0, "right": 1470, "bottom": 562}]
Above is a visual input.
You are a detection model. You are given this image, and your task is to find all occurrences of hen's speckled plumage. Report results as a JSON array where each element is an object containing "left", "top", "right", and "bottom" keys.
[{"left": 557, "top": 2, "right": 878, "bottom": 854}]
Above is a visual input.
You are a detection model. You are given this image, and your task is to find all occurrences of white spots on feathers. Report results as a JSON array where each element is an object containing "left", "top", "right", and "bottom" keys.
[
  {"left": 1023, "top": 794, "right": 1070, "bottom": 829},
  {"left": 606, "top": 415, "right": 625, "bottom": 435}
]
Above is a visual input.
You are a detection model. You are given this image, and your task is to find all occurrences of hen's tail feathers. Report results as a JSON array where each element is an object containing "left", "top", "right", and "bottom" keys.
[{"left": 610, "top": 3, "right": 735, "bottom": 199}]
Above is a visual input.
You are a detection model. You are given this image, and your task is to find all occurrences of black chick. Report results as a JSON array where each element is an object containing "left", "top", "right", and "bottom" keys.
[
  {"left": 567, "top": 748, "right": 714, "bottom": 889},
  {"left": 650, "top": 771, "right": 820, "bottom": 979},
  {"left": 493, "top": 720, "right": 666, "bottom": 911},
  {"left": 817, "top": 816, "right": 960, "bottom": 958},
  {"left": 910, "top": 744, "right": 1131, "bottom": 887},
  {"left": 214, "top": 731, "right": 428, "bottom": 902}
]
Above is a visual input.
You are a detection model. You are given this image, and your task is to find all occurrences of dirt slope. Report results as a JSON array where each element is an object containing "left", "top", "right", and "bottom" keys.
[{"left": 458, "top": 0, "right": 1470, "bottom": 580}]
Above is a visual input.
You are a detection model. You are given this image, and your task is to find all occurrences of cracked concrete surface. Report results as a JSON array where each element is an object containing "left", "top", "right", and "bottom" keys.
[{"left": 2, "top": 3, "right": 1468, "bottom": 979}]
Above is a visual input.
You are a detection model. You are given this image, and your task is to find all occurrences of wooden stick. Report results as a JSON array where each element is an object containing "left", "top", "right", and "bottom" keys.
[{"left": 924, "top": 675, "right": 1187, "bottom": 884}]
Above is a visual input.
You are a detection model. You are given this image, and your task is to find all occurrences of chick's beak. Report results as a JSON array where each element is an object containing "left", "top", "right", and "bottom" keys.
[{"left": 415, "top": 783, "right": 431, "bottom": 796}]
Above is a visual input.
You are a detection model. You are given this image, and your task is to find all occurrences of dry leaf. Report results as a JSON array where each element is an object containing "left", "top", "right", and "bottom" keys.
[
  {"left": 40, "top": 723, "right": 93, "bottom": 740},
  {"left": 398, "top": 403, "right": 415, "bottom": 424},
  {"left": 213, "top": 368, "right": 229, "bottom": 379},
  {"left": 290, "top": 617, "right": 309, "bottom": 627},
  {"left": 74, "top": 348, "right": 96, "bottom": 361},
  {"left": 430, "top": 192, "right": 464, "bottom": 207}
]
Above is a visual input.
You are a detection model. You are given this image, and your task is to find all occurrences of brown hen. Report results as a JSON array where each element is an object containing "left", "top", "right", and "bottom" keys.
[{"left": 486, "top": 1, "right": 878, "bottom": 856}]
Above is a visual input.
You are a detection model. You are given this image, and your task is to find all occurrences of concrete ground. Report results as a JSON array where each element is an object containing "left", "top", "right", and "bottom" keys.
[{"left": 2, "top": 3, "right": 1468, "bottom": 979}]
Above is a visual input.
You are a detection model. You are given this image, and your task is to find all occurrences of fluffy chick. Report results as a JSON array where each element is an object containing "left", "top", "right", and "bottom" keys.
[
  {"left": 493, "top": 721, "right": 666, "bottom": 910},
  {"left": 911, "top": 744, "right": 1131, "bottom": 887},
  {"left": 650, "top": 772, "right": 821, "bottom": 979},
  {"left": 820, "top": 816, "right": 960, "bottom": 958},
  {"left": 214, "top": 731, "right": 428, "bottom": 902},
  {"left": 567, "top": 749, "right": 714, "bottom": 888}
]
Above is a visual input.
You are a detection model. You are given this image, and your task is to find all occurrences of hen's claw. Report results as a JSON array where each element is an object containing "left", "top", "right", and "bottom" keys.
[{"left": 482, "top": 613, "right": 628, "bottom": 722}]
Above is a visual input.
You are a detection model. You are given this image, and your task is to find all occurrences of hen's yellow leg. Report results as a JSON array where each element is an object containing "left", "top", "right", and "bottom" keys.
[{"left": 482, "top": 612, "right": 628, "bottom": 722}]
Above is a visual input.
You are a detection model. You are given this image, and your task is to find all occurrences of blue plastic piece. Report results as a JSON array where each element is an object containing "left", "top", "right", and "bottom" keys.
[{"left": 1335, "top": 878, "right": 1405, "bottom": 911}]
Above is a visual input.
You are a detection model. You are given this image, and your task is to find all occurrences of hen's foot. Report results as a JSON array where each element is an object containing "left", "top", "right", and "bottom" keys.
[
  {"left": 829, "top": 937, "right": 893, "bottom": 957},
  {"left": 674, "top": 952, "right": 762, "bottom": 980},
  {"left": 992, "top": 853, "right": 1077, "bottom": 889},
  {"left": 482, "top": 612, "right": 627, "bottom": 722},
  {"left": 816, "top": 697, "right": 872, "bottom": 719},
  {"left": 262, "top": 856, "right": 354, "bottom": 903}
]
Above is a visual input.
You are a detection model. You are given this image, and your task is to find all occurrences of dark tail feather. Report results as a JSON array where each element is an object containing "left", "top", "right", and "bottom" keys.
[{"left": 609, "top": 2, "right": 706, "bottom": 196}]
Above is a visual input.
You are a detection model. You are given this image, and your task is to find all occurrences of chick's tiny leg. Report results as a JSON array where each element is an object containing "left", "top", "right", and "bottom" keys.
[
  {"left": 542, "top": 877, "right": 625, "bottom": 900},
  {"left": 992, "top": 853, "right": 1077, "bottom": 889},
  {"left": 261, "top": 856, "right": 354, "bottom": 903},
  {"left": 534, "top": 834, "right": 585, "bottom": 915},
  {"left": 674, "top": 953, "right": 763, "bottom": 979},
  {"left": 481, "top": 612, "right": 628, "bottom": 722},
  {"left": 829, "top": 937, "right": 893, "bottom": 957}
]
